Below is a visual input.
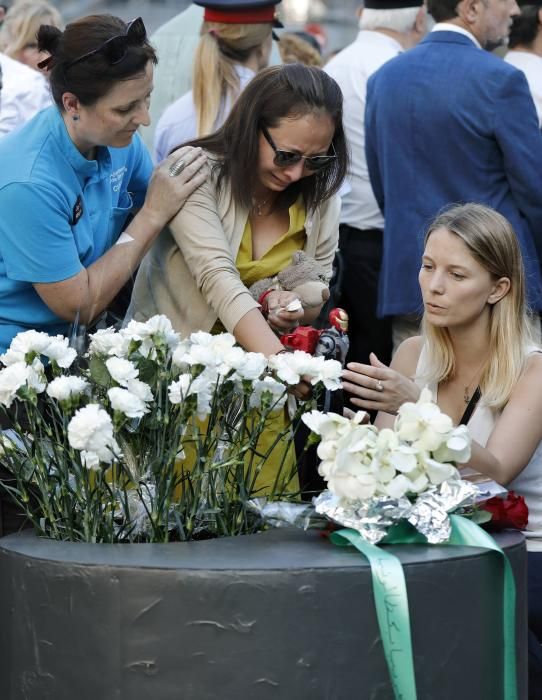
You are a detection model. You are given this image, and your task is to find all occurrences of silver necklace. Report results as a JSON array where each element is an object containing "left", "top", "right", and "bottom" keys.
[{"left": 252, "top": 196, "right": 271, "bottom": 216}]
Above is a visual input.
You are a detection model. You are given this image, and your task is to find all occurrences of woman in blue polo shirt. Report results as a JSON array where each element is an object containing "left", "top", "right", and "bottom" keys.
[{"left": 0, "top": 14, "right": 207, "bottom": 353}]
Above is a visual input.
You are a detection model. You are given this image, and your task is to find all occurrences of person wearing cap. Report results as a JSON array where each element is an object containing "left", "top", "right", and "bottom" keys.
[
  {"left": 324, "top": 0, "right": 426, "bottom": 377},
  {"left": 143, "top": 1, "right": 282, "bottom": 155},
  {"left": 364, "top": 0, "right": 542, "bottom": 352},
  {"left": 506, "top": 0, "right": 542, "bottom": 127},
  {"left": 153, "top": 0, "right": 281, "bottom": 164}
]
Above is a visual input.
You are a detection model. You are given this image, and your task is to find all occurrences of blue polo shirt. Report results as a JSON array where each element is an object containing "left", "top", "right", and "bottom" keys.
[{"left": 0, "top": 106, "right": 153, "bottom": 352}]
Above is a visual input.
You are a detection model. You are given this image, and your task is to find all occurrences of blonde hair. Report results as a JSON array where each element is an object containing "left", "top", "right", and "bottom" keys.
[
  {"left": 278, "top": 33, "right": 323, "bottom": 67},
  {"left": 192, "top": 21, "right": 272, "bottom": 137},
  {"left": 0, "top": 0, "right": 62, "bottom": 59},
  {"left": 421, "top": 203, "right": 534, "bottom": 409}
]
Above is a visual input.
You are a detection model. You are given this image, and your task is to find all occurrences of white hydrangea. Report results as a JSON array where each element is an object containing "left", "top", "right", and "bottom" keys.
[
  {"left": 107, "top": 387, "right": 150, "bottom": 419},
  {"left": 67, "top": 404, "right": 120, "bottom": 466}
]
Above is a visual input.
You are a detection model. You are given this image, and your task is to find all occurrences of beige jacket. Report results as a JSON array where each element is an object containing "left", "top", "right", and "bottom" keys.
[{"left": 129, "top": 174, "right": 340, "bottom": 337}]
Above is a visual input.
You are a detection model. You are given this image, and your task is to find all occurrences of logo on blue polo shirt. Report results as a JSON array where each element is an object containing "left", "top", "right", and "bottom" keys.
[{"left": 110, "top": 166, "right": 127, "bottom": 193}]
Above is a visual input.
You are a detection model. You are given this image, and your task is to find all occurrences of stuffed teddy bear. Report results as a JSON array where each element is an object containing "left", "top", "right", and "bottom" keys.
[{"left": 249, "top": 251, "right": 330, "bottom": 309}]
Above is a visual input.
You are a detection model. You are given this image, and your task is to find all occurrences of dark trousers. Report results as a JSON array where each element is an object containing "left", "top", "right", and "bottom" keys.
[
  {"left": 528, "top": 552, "right": 542, "bottom": 698},
  {"left": 338, "top": 224, "right": 392, "bottom": 368}
]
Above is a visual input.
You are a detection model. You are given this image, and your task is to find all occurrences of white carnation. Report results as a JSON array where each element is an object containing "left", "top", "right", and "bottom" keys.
[
  {"left": 249, "top": 376, "right": 287, "bottom": 409},
  {"left": 88, "top": 328, "right": 128, "bottom": 357},
  {"left": 105, "top": 357, "right": 139, "bottom": 386},
  {"left": 46, "top": 376, "right": 89, "bottom": 402},
  {"left": 68, "top": 404, "right": 120, "bottom": 465},
  {"left": 125, "top": 378, "right": 153, "bottom": 403},
  {"left": 46, "top": 336, "right": 77, "bottom": 368},
  {"left": 107, "top": 387, "right": 149, "bottom": 419},
  {"left": 0, "top": 362, "right": 31, "bottom": 407}
]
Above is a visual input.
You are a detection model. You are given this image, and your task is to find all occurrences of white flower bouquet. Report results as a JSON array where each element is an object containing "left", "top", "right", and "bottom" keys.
[
  {"left": 302, "top": 389, "right": 478, "bottom": 543},
  {"left": 0, "top": 316, "right": 342, "bottom": 543}
]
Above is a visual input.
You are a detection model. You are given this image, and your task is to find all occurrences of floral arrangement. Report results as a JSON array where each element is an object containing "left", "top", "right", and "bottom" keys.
[
  {"left": 0, "top": 316, "right": 342, "bottom": 543},
  {"left": 301, "top": 388, "right": 478, "bottom": 543}
]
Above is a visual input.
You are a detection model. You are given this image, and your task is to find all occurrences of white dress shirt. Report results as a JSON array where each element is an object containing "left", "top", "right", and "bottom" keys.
[
  {"left": 431, "top": 22, "right": 482, "bottom": 48},
  {"left": 325, "top": 31, "right": 403, "bottom": 230},
  {"left": 0, "top": 52, "right": 51, "bottom": 138},
  {"left": 153, "top": 64, "right": 256, "bottom": 163},
  {"left": 505, "top": 50, "right": 542, "bottom": 127}
]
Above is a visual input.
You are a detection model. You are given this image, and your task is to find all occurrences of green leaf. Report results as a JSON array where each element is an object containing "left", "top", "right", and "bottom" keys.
[
  {"left": 89, "top": 355, "right": 111, "bottom": 388},
  {"left": 137, "top": 357, "right": 159, "bottom": 385}
]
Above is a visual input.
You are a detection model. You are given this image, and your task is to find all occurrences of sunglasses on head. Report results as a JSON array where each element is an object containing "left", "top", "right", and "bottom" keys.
[
  {"left": 66, "top": 17, "right": 147, "bottom": 70},
  {"left": 261, "top": 125, "right": 336, "bottom": 172}
]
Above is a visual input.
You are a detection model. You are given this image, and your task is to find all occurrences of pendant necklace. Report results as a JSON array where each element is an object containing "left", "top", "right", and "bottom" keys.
[
  {"left": 462, "top": 359, "right": 487, "bottom": 403},
  {"left": 253, "top": 197, "right": 270, "bottom": 216}
]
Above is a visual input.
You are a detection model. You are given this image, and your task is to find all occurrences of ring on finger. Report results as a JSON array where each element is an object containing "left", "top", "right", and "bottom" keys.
[
  {"left": 376, "top": 380, "right": 384, "bottom": 392},
  {"left": 169, "top": 158, "right": 186, "bottom": 177}
]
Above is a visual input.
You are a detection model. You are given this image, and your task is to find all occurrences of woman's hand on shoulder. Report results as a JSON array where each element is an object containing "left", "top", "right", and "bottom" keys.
[
  {"left": 341, "top": 336, "right": 422, "bottom": 415},
  {"left": 140, "top": 146, "right": 208, "bottom": 231}
]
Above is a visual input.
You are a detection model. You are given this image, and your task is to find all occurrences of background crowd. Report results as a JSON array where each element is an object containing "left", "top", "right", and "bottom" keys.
[{"left": 1, "top": 0, "right": 542, "bottom": 695}]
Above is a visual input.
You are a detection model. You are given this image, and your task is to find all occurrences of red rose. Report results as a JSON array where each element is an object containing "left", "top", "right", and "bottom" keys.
[{"left": 483, "top": 491, "right": 529, "bottom": 530}]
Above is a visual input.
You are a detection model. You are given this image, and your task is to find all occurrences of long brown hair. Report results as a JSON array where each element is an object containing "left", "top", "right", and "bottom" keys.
[{"left": 186, "top": 63, "right": 349, "bottom": 213}]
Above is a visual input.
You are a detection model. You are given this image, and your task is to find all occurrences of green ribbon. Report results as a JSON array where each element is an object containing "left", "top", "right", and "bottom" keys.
[{"left": 330, "top": 515, "right": 517, "bottom": 700}]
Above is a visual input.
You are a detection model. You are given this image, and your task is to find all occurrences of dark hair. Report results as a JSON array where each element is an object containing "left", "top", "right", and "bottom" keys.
[
  {"left": 427, "top": 0, "right": 460, "bottom": 23},
  {"left": 37, "top": 14, "right": 157, "bottom": 107},
  {"left": 509, "top": 5, "right": 540, "bottom": 48},
  {"left": 185, "top": 63, "right": 348, "bottom": 212}
]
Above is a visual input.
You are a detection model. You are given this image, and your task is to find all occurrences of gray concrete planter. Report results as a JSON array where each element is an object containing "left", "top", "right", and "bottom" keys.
[{"left": 0, "top": 528, "right": 527, "bottom": 699}]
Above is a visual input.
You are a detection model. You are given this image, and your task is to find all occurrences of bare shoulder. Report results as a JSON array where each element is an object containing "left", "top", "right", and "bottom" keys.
[
  {"left": 390, "top": 335, "right": 423, "bottom": 376},
  {"left": 521, "top": 351, "right": 542, "bottom": 383}
]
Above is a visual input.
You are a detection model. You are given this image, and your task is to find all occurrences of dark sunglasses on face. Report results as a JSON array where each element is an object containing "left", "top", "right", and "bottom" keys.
[
  {"left": 65, "top": 17, "right": 147, "bottom": 70},
  {"left": 261, "top": 125, "right": 337, "bottom": 172}
]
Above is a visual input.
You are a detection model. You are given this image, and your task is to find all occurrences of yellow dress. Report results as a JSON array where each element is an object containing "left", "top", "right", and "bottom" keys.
[{"left": 208, "top": 197, "right": 307, "bottom": 495}]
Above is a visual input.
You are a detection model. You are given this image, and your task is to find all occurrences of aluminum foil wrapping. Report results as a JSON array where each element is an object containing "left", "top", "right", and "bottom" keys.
[
  {"left": 314, "top": 478, "right": 480, "bottom": 545},
  {"left": 247, "top": 498, "right": 328, "bottom": 530}
]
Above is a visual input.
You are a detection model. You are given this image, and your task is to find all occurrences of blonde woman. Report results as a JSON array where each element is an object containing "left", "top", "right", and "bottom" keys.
[
  {"left": 341, "top": 203, "right": 542, "bottom": 688},
  {"left": 153, "top": 0, "right": 281, "bottom": 163},
  {"left": 0, "top": 0, "right": 62, "bottom": 72}
]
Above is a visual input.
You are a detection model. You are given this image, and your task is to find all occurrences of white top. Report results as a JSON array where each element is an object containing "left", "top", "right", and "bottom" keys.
[
  {"left": 504, "top": 50, "right": 542, "bottom": 127},
  {"left": 153, "top": 64, "right": 256, "bottom": 164},
  {"left": 0, "top": 52, "right": 51, "bottom": 138},
  {"left": 416, "top": 344, "right": 542, "bottom": 551},
  {"left": 325, "top": 31, "right": 403, "bottom": 230}
]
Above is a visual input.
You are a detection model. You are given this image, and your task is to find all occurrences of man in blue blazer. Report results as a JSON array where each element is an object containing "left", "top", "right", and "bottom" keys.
[{"left": 365, "top": 0, "right": 542, "bottom": 345}]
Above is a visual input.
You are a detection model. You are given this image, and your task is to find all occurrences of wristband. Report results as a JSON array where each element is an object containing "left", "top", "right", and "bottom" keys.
[{"left": 258, "top": 289, "right": 274, "bottom": 317}]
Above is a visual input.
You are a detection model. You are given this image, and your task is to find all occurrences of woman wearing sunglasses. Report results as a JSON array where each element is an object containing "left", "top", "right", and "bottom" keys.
[
  {"left": 129, "top": 63, "right": 347, "bottom": 493},
  {"left": 0, "top": 14, "right": 207, "bottom": 353},
  {"left": 130, "top": 63, "right": 347, "bottom": 361}
]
